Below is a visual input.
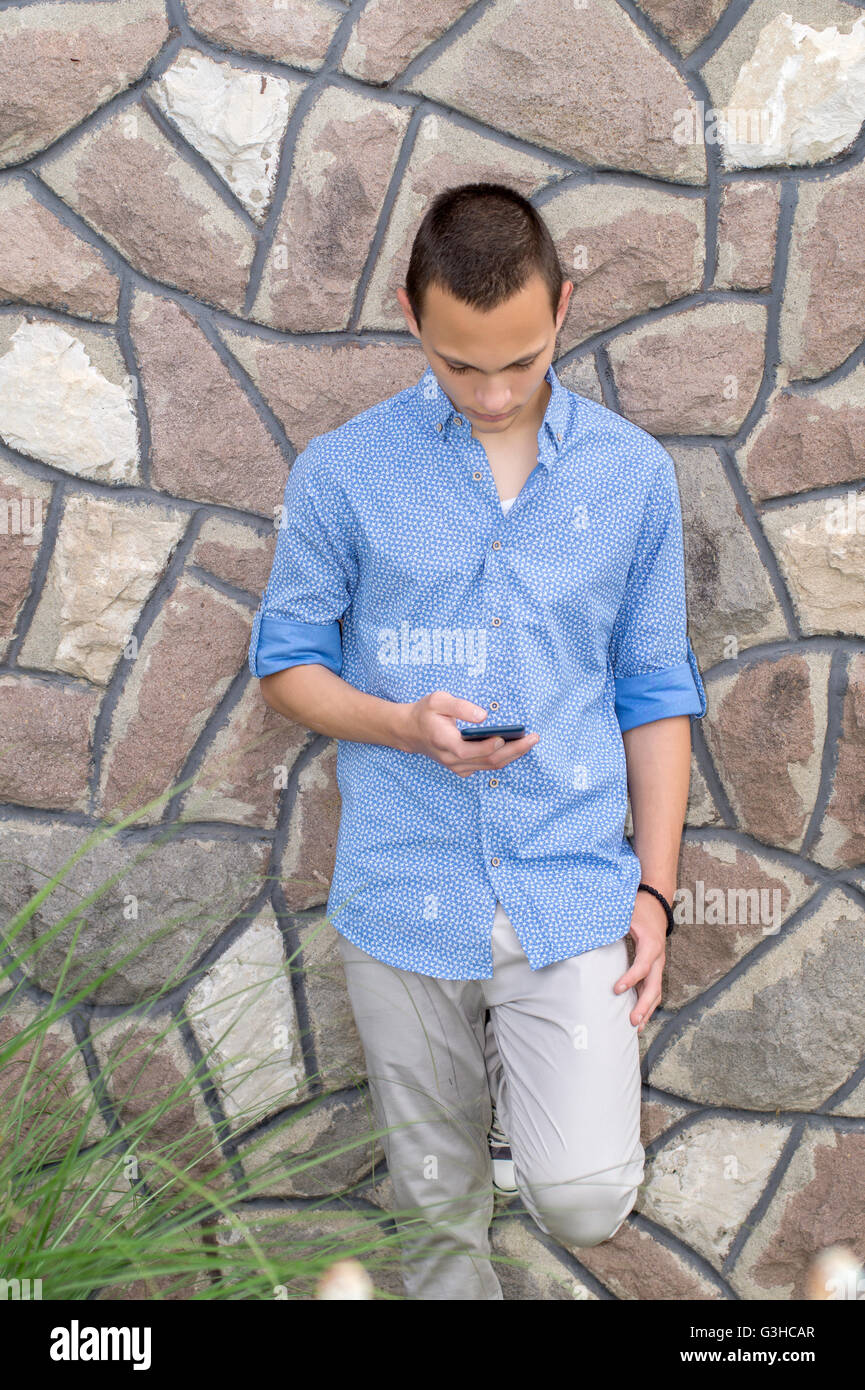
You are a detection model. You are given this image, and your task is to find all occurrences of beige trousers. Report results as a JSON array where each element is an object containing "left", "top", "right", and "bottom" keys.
[{"left": 336, "top": 901, "right": 645, "bottom": 1300}]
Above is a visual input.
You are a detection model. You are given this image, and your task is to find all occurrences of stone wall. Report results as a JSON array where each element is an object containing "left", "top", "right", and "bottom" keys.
[{"left": 1, "top": 0, "right": 865, "bottom": 1300}]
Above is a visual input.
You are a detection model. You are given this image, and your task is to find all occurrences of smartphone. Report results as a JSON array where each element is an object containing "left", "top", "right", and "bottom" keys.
[{"left": 460, "top": 724, "right": 527, "bottom": 742}]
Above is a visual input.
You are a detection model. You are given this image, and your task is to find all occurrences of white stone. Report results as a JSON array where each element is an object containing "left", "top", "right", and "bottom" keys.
[
  {"left": 723, "top": 11, "right": 865, "bottom": 166},
  {"left": 186, "top": 915, "right": 306, "bottom": 1127},
  {"left": 30, "top": 493, "right": 187, "bottom": 684},
  {"left": 762, "top": 489, "right": 865, "bottom": 637},
  {"left": 151, "top": 50, "right": 298, "bottom": 222},
  {"left": 0, "top": 321, "right": 138, "bottom": 481},
  {"left": 639, "top": 1116, "right": 789, "bottom": 1266}
]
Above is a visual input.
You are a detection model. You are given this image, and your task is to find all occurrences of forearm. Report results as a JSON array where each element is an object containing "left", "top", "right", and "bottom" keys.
[
  {"left": 622, "top": 714, "right": 692, "bottom": 902},
  {"left": 259, "top": 662, "right": 413, "bottom": 751}
]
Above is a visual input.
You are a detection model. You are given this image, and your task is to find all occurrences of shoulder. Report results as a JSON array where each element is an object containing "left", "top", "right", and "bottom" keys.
[
  {"left": 294, "top": 377, "right": 420, "bottom": 484},
  {"left": 569, "top": 391, "right": 674, "bottom": 485}
]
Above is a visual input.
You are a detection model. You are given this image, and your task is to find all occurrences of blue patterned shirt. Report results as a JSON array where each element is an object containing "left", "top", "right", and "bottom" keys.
[{"left": 249, "top": 361, "right": 707, "bottom": 978}]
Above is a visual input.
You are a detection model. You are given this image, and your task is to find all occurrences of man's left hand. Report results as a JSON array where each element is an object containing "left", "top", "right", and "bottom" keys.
[{"left": 614, "top": 892, "right": 668, "bottom": 1033}]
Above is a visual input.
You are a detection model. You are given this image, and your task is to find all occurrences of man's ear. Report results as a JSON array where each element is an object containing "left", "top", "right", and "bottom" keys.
[
  {"left": 556, "top": 280, "right": 574, "bottom": 332},
  {"left": 396, "top": 286, "right": 421, "bottom": 339}
]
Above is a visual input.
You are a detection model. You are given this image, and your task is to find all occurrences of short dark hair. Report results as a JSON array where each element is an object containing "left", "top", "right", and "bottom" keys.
[{"left": 404, "top": 183, "right": 565, "bottom": 329}]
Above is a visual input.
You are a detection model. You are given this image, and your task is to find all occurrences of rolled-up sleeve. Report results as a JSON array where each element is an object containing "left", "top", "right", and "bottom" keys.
[
  {"left": 248, "top": 441, "right": 356, "bottom": 678},
  {"left": 609, "top": 447, "right": 707, "bottom": 732}
]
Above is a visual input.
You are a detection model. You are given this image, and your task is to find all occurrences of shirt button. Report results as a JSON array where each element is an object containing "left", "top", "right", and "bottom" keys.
[
  {"left": 473, "top": 470, "right": 482, "bottom": 481},
  {"left": 436, "top": 422, "right": 443, "bottom": 432},
  {"left": 491, "top": 857, "right": 501, "bottom": 867},
  {"left": 556, "top": 431, "right": 562, "bottom": 441},
  {"left": 489, "top": 777, "right": 499, "bottom": 787},
  {"left": 492, "top": 539, "right": 501, "bottom": 550},
  {"left": 491, "top": 616, "right": 501, "bottom": 627},
  {"left": 490, "top": 701, "right": 499, "bottom": 710}
]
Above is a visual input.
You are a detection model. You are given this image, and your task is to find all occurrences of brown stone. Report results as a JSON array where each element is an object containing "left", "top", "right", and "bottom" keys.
[
  {"left": 238, "top": 1090, "right": 383, "bottom": 1197},
  {"left": 491, "top": 1219, "right": 599, "bottom": 1299},
  {"left": 740, "top": 366, "right": 865, "bottom": 501},
  {"left": 608, "top": 302, "right": 766, "bottom": 435},
  {"left": 0, "top": 674, "right": 97, "bottom": 811},
  {"left": 358, "top": 112, "right": 561, "bottom": 330},
  {"left": 669, "top": 443, "right": 786, "bottom": 664},
  {"left": 190, "top": 515, "right": 276, "bottom": 596},
  {"left": 684, "top": 757, "right": 724, "bottom": 828},
  {"left": 0, "top": 462, "right": 52, "bottom": 663},
  {"left": 779, "top": 158, "right": 865, "bottom": 380},
  {"left": 181, "top": 676, "right": 309, "bottom": 828},
  {"left": 251, "top": 88, "right": 411, "bottom": 332},
  {"left": 651, "top": 889, "right": 865, "bottom": 1112},
  {"left": 634, "top": 0, "right": 728, "bottom": 54},
  {"left": 279, "top": 741, "right": 340, "bottom": 911},
  {"left": 811, "top": 652, "right": 865, "bottom": 868},
  {"left": 0, "top": 0, "right": 168, "bottom": 167},
  {"left": 715, "top": 180, "right": 780, "bottom": 290},
  {"left": 214, "top": 1204, "right": 405, "bottom": 1299},
  {"left": 575, "top": 1219, "right": 721, "bottom": 1298},
  {"left": 341, "top": 0, "right": 474, "bottom": 83},
  {"left": 99, "top": 577, "right": 253, "bottom": 824},
  {"left": 0, "top": 178, "right": 119, "bottom": 320},
  {"left": 666, "top": 837, "right": 817, "bottom": 1008},
  {"left": 40, "top": 105, "right": 255, "bottom": 315},
  {"left": 219, "top": 334, "right": 427, "bottom": 452},
  {"left": 555, "top": 356, "right": 604, "bottom": 404},
  {"left": 293, "top": 912, "right": 366, "bottom": 1093},
  {"left": 0, "top": 820, "right": 270, "bottom": 1005},
  {"left": 405, "top": 0, "right": 706, "bottom": 183},
  {"left": 94, "top": 1258, "right": 212, "bottom": 1300},
  {"left": 92, "top": 1018, "right": 227, "bottom": 1196},
  {"left": 130, "top": 291, "right": 286, "bottom": 514},
  {"left": 702, "top": 651, "right": 829, "bottom": 849},
  {"left": 641, "top": 1098, "right": 694, "bottom": 1147},
  {"left": 185, "top": 0, "right": 341, "bottom": 70},
  {"left": 542, "top": 184, "right": 704, "bottom": 351},
  {"left": 0, "top": 995, "right": 105, "bottom": 1163},
  {"left": 732, "top": 1125, "right": 865, "bottom": 1298}
]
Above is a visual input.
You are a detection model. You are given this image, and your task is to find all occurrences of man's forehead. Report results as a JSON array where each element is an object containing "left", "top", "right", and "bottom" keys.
[{"left": 432, "top": 340, "right": 549, "bottom": 371}]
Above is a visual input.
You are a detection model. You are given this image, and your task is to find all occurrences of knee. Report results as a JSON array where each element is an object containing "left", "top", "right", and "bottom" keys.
[{"left": 522, "top": 1175, "right": 640, "bottom": 1248}]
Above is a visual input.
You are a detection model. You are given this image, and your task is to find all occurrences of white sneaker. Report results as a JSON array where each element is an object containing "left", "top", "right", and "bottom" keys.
[{"left": 489, "top": 1104, "right": 518, "bottom": 1194}]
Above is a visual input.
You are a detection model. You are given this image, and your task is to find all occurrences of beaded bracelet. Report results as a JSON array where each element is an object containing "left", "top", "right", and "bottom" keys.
[{"left": 637, "top": 882, "right": 675, "bottom": 937}]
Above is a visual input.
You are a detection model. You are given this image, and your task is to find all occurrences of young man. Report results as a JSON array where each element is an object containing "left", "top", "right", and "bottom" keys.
[{"left": 249, "top": 183, "right": 707, "bottom": 1300}]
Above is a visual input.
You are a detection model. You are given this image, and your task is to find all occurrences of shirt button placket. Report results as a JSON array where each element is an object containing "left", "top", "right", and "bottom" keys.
[{"left": 460, "top": 419, "right": 510, "bottom": 894}]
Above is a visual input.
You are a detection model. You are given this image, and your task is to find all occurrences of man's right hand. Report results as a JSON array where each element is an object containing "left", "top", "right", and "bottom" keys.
[{"left": 396, "top": 690, "right": 540, "bottom": 777}]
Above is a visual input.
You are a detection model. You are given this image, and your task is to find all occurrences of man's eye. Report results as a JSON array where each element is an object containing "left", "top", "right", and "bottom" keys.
[{"left": 445, "top": 362, "right": 534, "bottom": 375}]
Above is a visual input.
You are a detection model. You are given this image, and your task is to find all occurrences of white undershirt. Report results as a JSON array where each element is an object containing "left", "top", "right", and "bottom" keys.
[{"left": 495, "top": 496, "right": 516, "bottom": 924}]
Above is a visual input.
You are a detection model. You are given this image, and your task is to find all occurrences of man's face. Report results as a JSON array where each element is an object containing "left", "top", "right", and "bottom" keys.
[{"left": 397, "top": 272, "right": 572, "bottom": 436}]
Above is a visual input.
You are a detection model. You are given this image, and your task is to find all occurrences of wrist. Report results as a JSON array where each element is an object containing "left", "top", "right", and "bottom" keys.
[
  {"left": 389, "top": 701, "right": 417, "bottom": 754},
  {"left": 636, "top": 882, "right": 676, "bottom": 937}
]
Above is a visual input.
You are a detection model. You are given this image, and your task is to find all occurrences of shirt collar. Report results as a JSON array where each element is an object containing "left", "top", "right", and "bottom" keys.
[{"left": 415, "top": 360, "right": 572, "bottom": 466}]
